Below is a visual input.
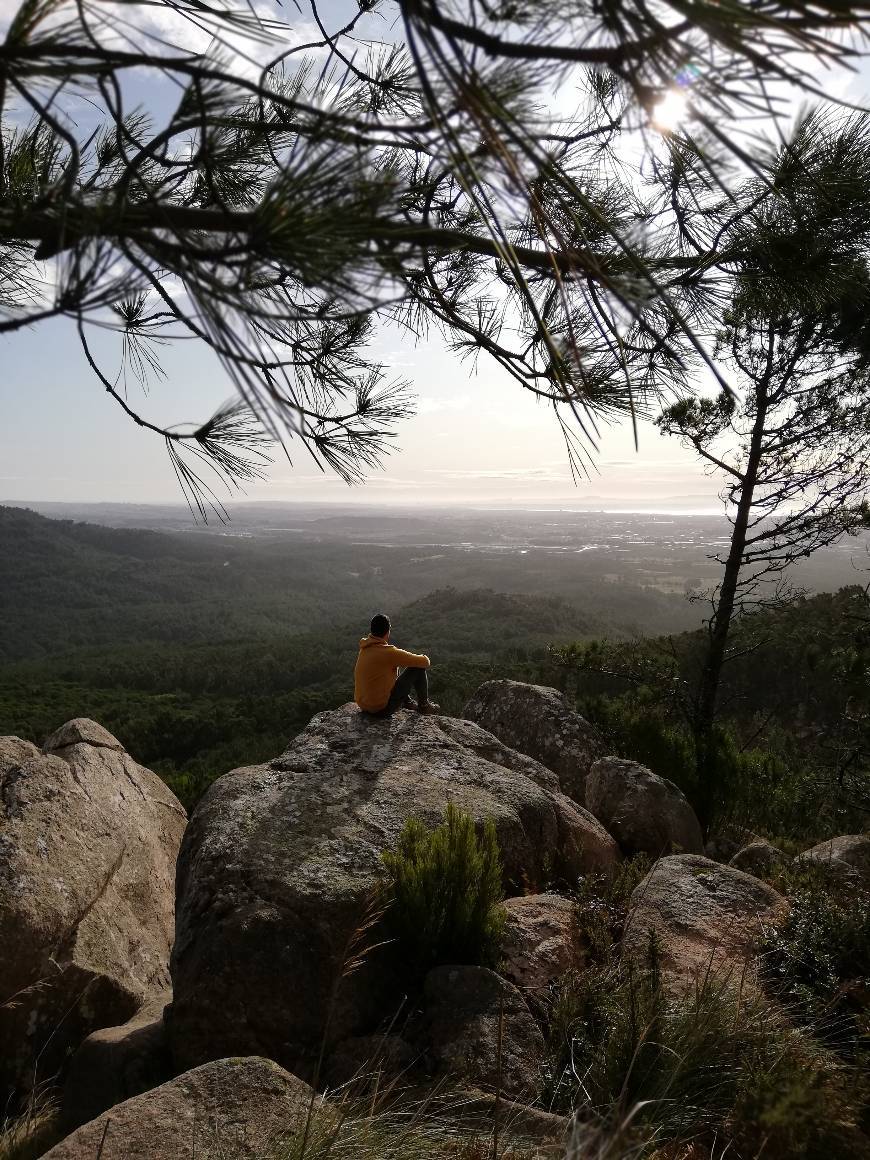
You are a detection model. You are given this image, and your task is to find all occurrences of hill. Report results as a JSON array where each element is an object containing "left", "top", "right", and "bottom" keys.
[
  {"left": 1, "top": 505, "right": 694, "bottom": 805},
  {"left": 0, "top": 504, "right": 701, "bottom": 663}
]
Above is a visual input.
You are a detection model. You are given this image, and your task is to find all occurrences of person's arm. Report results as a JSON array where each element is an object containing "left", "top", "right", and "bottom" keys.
[{"left": 389, "top": 646, "right": 431, "bottom": 668}]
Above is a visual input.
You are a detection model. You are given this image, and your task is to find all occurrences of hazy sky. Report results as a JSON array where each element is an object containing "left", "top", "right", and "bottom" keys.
[{"left": 1, "top": 3, "right": 867, "bottom": 511}]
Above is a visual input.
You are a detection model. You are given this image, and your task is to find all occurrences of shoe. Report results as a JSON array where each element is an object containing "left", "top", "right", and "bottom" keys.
[
  {"left": 402, "top": 696, "right": 416, "bottom": 710},
  {"left": 416, "top": 700, "right": 440, "bottom": 714}
]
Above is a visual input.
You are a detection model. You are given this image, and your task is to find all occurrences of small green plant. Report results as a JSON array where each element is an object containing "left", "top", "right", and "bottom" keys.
[{"left": 381, "top": 805, "right": 505, "bottom": 976}]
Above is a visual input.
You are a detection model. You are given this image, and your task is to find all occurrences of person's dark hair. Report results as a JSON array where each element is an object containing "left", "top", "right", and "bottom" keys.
[{"left": 371, "top": 613, "right": 391, "bottom": 637}]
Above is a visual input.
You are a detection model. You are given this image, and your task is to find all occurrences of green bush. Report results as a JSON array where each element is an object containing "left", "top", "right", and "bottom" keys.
[
  {"left": 381, "top": 805, "right": 504, "bottom": 977},
  {"left": 762, "top": 864, "right": 870, "bottom": 1057}
]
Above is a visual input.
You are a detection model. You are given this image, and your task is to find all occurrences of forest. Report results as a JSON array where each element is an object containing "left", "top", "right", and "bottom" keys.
[{"left": 2, "top": 504, "right": 867, "bottom": 842}]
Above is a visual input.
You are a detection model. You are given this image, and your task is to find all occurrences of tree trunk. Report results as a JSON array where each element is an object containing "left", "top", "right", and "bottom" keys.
[{"left": 693, "top": 389, "right": 770, "bottom": 832}]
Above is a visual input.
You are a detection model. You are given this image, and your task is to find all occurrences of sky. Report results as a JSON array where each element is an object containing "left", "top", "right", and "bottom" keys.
[{"left": 1, "top": 2, "right": 868, "bottom": 512}]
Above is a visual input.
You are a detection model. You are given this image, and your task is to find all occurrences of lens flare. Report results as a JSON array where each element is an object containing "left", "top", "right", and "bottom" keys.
[{"left": 652, "top": 89, "right": 689, "bottom": 133}]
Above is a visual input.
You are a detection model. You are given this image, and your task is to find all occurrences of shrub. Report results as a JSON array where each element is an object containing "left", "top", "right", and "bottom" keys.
[
  {"left": 381, "top": 805, "right": 504, "bottom": 977},
  {"left": 573, "top": 854, "right": 652, "bottom": 964},
  {"left": 762, "top": 863, "right": 870, "bottom": 1057}
]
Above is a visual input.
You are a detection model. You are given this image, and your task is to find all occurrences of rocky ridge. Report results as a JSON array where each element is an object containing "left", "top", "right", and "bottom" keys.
[{"left": 1, "top": 685, "right": 859, "bottom": 1156}]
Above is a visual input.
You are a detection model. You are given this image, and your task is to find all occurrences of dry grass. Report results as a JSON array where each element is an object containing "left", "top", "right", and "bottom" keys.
[{"left": 0, "top": 1088, "right": 62, "bottom": 1160}]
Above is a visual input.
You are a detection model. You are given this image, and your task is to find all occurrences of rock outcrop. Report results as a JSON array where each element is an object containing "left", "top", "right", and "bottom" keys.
[
  {"left": 422, "top": 965, "right": 544, "bottom": 1099},
  {"left": 462, "top": 681, "right": 602, "bottom": 805},
  {"left": 586, "top": 757, "right": 703, "bottom": 857},
  {"left": 729, "top": 840, "right": 788, "bottom": 879},
  {"left": 499, "top": 894, "right": 581, "bottom": 993},
  {"left": 62, "top": 990, "right": 172, "bottom": 1129},
  {"left": 42, "top": 1057, "right": 319, "bottom": 1160},
  {"left": 0, "top": 722, "right": 186, "bottom": 1100},
  {"left": 169, "top": 706, "right": 619, "bottom": 1075},
  {"left": 795, "top": 835, "right": 870, "bottom": 885},
  {"left": 623, "top": 855, "right": 788, "bottom": 988}
]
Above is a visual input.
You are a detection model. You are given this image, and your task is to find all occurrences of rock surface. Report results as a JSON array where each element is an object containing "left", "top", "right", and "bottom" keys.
[
  {"left": 42, "top": 1057, "right": 318, "bottom": 1160},
  {"left": 623, "top": 855, "right": 788, "bottom": 988},
  {"left": 422, "top": 965, "right": 544, "bottom": 1099},
  {"left": 169, "top": 706, "right": 619, "bottom": 1074},
  {"left": 500, "top": 894, "right": 581, "bottom": 993},
  {"left": 586, "top": 757, "right": 703, "bottom": 857},
  {"left": 0, "top": 721, "right": 187, "bottom": 1099},
  {"left": 796, "top": 835, "right": 870, "bottom": 885},
  {"left": 462, "top": 681, "right": 602, "bottom": 805},
  {"left": 729, "top": 840, "right": 788, "bottom": 879},
  {"left": 62, "top": 990, "right": 172, "bottom": 1129}
]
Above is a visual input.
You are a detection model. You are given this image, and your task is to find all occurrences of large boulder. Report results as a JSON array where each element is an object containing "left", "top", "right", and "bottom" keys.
[
  {"left": 169, "top": 706, "right": 620, "bottom": 1075},
  {"left": 62, "top": 990, "right": 172, "bottom": 1129},
  {"left": 0, "top": 722, "right": 186, "bottom": 1101},
  {"left": 623, "top": 855, "right": 789, "bottom": 989},
  {"left": 41, "top": 1057, "right": 319, "bottom": 1160},
  {"left": 462, "top": 681, "right": 602, "bottom": 805},
  {"left": 795, "top": 835, "right": 870, "bottom": 885},
  {"left": 499, "top": 894, "right": 582, "bottom": 993},
  {"left": 422, "top": 965, "right": 544, "bottom": 1099},
  {"left": 586, "top": 757, "right": 703, "bottom": 857}
]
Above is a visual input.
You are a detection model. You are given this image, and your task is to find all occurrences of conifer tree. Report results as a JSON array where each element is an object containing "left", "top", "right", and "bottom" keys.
[
  {"left": 658, "top": 112, "right": 870, "bottom": 825},
  {"left": 3, "top": 1, "right": 870, "bottom": 511}
]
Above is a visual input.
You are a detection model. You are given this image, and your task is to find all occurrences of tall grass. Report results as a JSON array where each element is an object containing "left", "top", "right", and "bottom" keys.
[
  {"left": 0, "top": 1088, "right": 60, "bottom": 1160},
  {"left": 542, "top": 865, "right": 869, "bottom": 1159},
  {"left": 269, "top": 1098, "right": 543, "bottom": 1160}
]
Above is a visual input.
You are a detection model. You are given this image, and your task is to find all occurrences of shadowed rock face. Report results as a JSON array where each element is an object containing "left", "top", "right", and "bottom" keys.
[
  {"left": 42, "top": 1057, "right": 319, "bottom": 1160},
  {"left": 0, "top": 721, "right": 187, "bottom": 1102},
  {"left": 462, "top": 681, "right": 602, "bottom": 805},
  {"left": 62, "top": 990, "right": 172, "bottom": 1130},
  {"left": 623, "top": 855, "right": 789, "bottom": 990},
  {"left": 586, "top": 757, "right": 704, "bottom": 857},
  {"left": 169, "top": 705, "right": 620, "bottom": 1074},
  {"left": 422, "top": 965, "right": 544, "bottom": 1099},
  {"left": 729, "top": 840, "right": 789, "bottom": 879}
]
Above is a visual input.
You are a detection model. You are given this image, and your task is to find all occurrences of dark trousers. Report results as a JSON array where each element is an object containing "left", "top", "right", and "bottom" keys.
[{"left": 384, "top": 666, "right": 429, "bottom": 714}]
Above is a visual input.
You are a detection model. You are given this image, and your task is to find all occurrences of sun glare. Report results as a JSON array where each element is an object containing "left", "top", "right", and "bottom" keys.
[{"left": 652, "top": 89, "right": 689, "bottom": 133}]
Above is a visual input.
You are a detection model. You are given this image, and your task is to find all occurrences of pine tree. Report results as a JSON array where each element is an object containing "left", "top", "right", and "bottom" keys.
[
  {"left": 3, "top": 1, "right": 870, "bottom": 512},
  {"left": 657, "top": 111, "right": 870, "bottom": 827}
]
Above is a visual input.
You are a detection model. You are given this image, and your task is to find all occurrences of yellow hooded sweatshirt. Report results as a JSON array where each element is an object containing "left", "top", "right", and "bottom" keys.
[{"left": 354, "top": 634, "right": 430, "bottom": 712}]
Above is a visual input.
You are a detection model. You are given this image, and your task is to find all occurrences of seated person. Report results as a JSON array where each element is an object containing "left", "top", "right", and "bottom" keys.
[{"left": 354, "top": 612, "right": 439, "bottom": 716}]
